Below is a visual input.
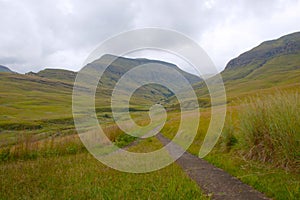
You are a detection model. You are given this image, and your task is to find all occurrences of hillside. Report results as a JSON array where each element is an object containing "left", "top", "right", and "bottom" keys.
[
  {"left": 0, "top": 65, "right": 15, "bottom": 73},
  {"left": 222, "top": 32, "right": 300, "bottom": 81},
  {"left": 26, "top": 54, "right": 201, "bottom": 106},
  {"left": 0, "top": 55, "right": 200, "bottom": 135},
  {"left": 28, "top": 55, "right": 201, "bottom": 85},
  {"left": 27, "top": 68, "right": 77, "bottom": 83},
  {"left": 0, "top": 72, "right": 74, "bottom": 126},
  {"left": 193, "top": 32, "right": 300, "bottom": 102},
  {"left": 86, "top": 54, "right": 201, "bottom": 106},
  {"left": 85, "top": 54, "right": 201, "bottom": 85}
]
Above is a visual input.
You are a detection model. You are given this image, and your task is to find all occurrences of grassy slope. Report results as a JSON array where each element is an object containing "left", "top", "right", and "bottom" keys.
[
  {"left": 34, "top": 68, "right": 77, "bottom": 82},
  {"left": 191, "top": 52, "right": 300, "bottom": 107},
  {"left": 0, "top": 69, "right": 170, "bottom": 145},
  {"left": 224, "top": 53, "right": 300, "bottom": 100},
  {"left": 0, "top": 73, "right": 75, "bottom": 145},
  {"left": 0, "top": 73, "right": 73, "bottom": 123}
]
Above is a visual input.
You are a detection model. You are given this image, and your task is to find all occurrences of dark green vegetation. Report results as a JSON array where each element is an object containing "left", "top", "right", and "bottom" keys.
[{"left": 0, "top": 31, "right": 300, "bottom": 199}]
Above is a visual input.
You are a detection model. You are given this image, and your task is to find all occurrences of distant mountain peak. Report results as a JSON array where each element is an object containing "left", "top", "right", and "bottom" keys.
[
  {"left": 23, "top": 55, "right": 201, "bottom": 86},
  {"left": 91, "top": 54, "right": 201, "bottom": 84},
  {"left": 225, "top": 31, "right": 300, "bottom": 71},
  {"left": 29, "top": 68, "right": 77, "bottom": 82},
  {"left": 98, "top": 54, "right": 177, "bottom": 67},
  {"left": 0, "top": 65, "right": 15, "bottom": 73},
  {"left": 222, "top": 31, "right": 300, "bottom": 81}
]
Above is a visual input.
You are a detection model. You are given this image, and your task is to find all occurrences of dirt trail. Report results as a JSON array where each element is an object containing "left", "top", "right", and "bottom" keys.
[{"left": 156, "top": 133, "right": 270, "bottom": 200}]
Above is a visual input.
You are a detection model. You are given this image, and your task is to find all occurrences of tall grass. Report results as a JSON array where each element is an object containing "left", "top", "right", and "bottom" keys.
[
  {"left": 0, "top": 139, "right": 207, "bottom": 200},
  {"left": 0, "top": 133, "right": 86, "bottom": 161},
  {"left": 237, "top": 91, "right": 300, "bottom": 170},
  {"left": 218, "top": 113, "right": 237, "bottom": 153},
  {"left": 0, "top": 123, "right": 140, "bottom": 162}
]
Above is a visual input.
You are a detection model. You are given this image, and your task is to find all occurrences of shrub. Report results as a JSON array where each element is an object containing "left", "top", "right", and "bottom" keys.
[{"left": 115, "top": 134, "right": 136, "bottom": 148}]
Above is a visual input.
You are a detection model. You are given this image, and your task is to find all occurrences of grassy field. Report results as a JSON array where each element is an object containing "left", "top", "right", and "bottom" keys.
[
  {"left": 1, "top": 91, "right": 299, "bottom": 199},
  {"left": 0, "top": 135, "right": 207, "bottom": 200}
]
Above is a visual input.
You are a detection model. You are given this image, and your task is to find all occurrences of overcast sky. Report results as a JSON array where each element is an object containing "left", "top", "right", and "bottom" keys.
[{"left": 1, "top": 0, "right": 300, "bottom": 74}]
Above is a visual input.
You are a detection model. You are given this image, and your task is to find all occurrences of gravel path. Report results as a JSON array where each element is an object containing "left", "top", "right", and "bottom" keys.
[{"left": 156, "top": 133, "right": 270, "bottom": 200}]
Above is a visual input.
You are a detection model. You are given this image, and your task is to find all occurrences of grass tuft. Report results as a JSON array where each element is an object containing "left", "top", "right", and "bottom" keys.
[
  {"left": 237, "top": 91, "right": 300, "bottom": 170},
  {"left": 218, "top": 114, "right": 237, "bottom": 152}
]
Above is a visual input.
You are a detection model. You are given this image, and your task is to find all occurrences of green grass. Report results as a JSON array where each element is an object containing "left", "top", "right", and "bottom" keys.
[
  {"left": 193, "top": 51, "right": 300, "bottom": 105},
  {"left": 0, "top": 72, "right": 162, "bottom": 147},
  {"left": 223, "top": 53, "right": 300, "bottom": 100},
  {"left": 160, "top": 90, "right": 300, "bottom": 199},
  {"left": 206, "top": 91, "right": 300, "bottom": 199},
  {"left": 0, "top": 73, "right": 75, "bottom": 145},
  {"left": 0, "top": 137, "right": 207, "bottom": 200},
  {"left": 236, "top": 92, "right": 300, "bottom": 169},
  {"left": 0, "top": 134, "right": 86, "bottom": 162},
  {"left": 205, "top": 153, "right": 300, "bottom": 200}
]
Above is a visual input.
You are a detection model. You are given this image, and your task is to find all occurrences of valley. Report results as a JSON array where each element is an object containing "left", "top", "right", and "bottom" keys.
[{"left": 0, "top": 32, "right": 300, "bottom": 199}]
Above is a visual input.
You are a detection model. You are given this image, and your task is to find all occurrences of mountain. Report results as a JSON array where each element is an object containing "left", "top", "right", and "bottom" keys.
[
  {"left": 0, "top": 55, "right": 201, "bottom": 129},
  {"left": 192, "top": 32, "right": 300, "bottom": 104},
  {"left": 28, "top": 55, "right": 201, "bottom": 86},
  {"left": 0, "top": 54, "right": 201, "bottom": 133},
  {"left": 88, "top": 54, "right": 201, "bottom": 85},
  {"left": 81, "top": 54, "right": 202, "bottom": 106},
  {"left": 222, "top": 32, "right": 300, "bottom": 81},
  {"left": 0, "top": 65, "right": 15, "bottom": 73},
  {"left": 27, "top": 68, "right": 77, "bottom": 83},
  {"left": 26, "top": 55, "right": 201, "bottom": 105}
]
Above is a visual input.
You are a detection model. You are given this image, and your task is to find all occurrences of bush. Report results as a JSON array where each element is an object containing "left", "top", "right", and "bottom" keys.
[{"left": 115, "top": 134, "right": 136, "bottom": 148}]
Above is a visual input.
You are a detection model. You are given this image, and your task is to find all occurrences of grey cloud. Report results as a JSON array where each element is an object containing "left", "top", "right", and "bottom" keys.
[{"left": 0, "top": 0, "right": 299, "bottom": 73}]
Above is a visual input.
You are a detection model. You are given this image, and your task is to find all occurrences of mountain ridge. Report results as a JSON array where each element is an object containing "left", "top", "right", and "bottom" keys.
[
  {"left": 190, "top": 31, "right": 300, "bottom": 105},
  {"left": 222, "top": 31, "right": 300, "bottom": 81},
  {"left": 25, "top": 54, "right": 201, "bottom": 85},
  {"left": 0, "top": 65, "right": 16, "bottom": 73}
]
